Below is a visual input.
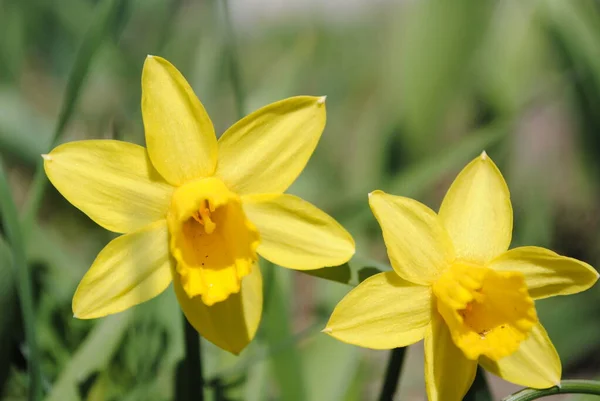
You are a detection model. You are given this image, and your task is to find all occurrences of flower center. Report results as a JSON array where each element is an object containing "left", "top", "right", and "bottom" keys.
[
  {"left": 432, "top": 262, "right": 538, "bottom": 361},
  {"left": 167, "top": 177, "right": 260, "bottom": 306},
  {"left": 192, "top": 201, "right": 216, "bottom": 234}
]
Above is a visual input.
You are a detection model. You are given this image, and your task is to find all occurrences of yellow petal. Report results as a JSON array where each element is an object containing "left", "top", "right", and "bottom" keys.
[
  {"left": 424, "top": 311, "right": 478, "bottom": 401},
  {"left": 479, "top": 322, "right": 561, "bottom": 388},
  {"left": 438, "top": 152, "right": 512, "bottom": 264},
  {"left": 73, "top": 220, "right": 172, "bottom": 319},
  {"left": 44, "top": 140, "right": 174, "bottom": 234},
  {"left": 174, "top": 263, "right": 263, "bottom": 355},
  {"left": 324, "top": 271, "right": 431, "bottom": 349},
  {"left": 489, "top": 246, "right": 599, "bottom": 300},
  {"left": 242, "top": 193, "right": 354, "bottom": 270},
  {"left": 216, "top": 96, "right": 326, "bottom": 195},
  {"left": 368, "top": 190, "right": 455, "bottom": 285},
  {"left": 142, "top": 55, "right": 217, "bottom": 185}
]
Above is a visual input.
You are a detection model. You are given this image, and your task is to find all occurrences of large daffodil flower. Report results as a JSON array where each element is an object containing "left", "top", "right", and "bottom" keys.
[
  {"left": 324, "top": 152, "right": 598, "bottom": 400},
  {"left": 44, "top": 55, "right": 355, "bottom": 354}
]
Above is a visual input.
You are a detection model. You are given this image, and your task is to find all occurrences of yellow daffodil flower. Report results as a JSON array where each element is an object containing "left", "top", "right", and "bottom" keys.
[
  {"left": 324, "top": 151, "right": 598, "bottom": 400},
  {"left": 43, "top": 55, "right": 355, "bottom": 354}
]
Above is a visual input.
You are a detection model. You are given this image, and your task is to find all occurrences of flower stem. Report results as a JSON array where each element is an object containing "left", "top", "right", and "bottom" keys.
[
  {"left": 464, "top": 366, "right": 492, "bottom": 401},
  {"left": 378, "top": 347, "right": 406, "bottom": 401},
  {"left": 0, "top": 158, "right": 42, "bottom": 401},
  {"left": 502, "top": 380, "right": 600, "bottom": 401},
  {"left": 221, "top": 0, "right": 246, "bottom": 118},
  {"left": 182, "top": 316, "right": 204, "bottom": 401}
]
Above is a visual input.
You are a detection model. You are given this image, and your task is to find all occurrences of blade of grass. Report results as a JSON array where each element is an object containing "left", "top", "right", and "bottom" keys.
[
  {"left": 221, "top": 0, "right": 246, "bottom": 118},
  {"left": 543, "top": 0, "right": 600, "bottom": 96},
  {"left": 0, "top": 235, "right": 17, "bottom": 394},
  {"left": 303, "top": 335, "right": 361, "bottom": 401},
  {"left": 21, "top": 0, "right": 127, "bottom": 234},
  {"left": 329, "top": 120, "right": 507, "bottom": 224},
  {"left": 386, "top": 121, "right": 507, "bottom": 197},
  {"left": 0, "top": 158, "right": 42, "bottom": 401},
  {"left": 261, "top": 265, "right": 306, "bottom": 401},
  {"left": 0, "top": 90, "right": 52, "bottom": 165},
  {"left": 392, "top": 0, "right": 493, "bottom": 156},
  {"left": 45, "top": 312, "right": 132, "bottom": 401},
  {"left": 156, "top": 0, "right": 184, "bottom": 52}
]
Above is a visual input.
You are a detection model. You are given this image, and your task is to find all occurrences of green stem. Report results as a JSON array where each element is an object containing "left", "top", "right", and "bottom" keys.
[
  {"left": 378, "top": 347, "right": 406, "bottom": 401},
  {"left": 463, "top": 367, "right": 492, "bottom": 401},
  {"left": 0, "top": 158, "right": 42, "bottom": 401},
  {"left": 503, "top": 380, "right": 600, "bottom": 401},
  {"left": 182, "top": 316, "right": 204, "bottom": 401},
  {"left": 221, "top": 0, "right": 246, "bottom": 118}
]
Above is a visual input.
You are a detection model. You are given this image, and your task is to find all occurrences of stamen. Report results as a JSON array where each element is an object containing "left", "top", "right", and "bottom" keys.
[
  {"left": 199, "top": 207, "right": 215, "bottom": 234},
  {"left": 190, "top": 201, "right": 216, "bottom": 234}
]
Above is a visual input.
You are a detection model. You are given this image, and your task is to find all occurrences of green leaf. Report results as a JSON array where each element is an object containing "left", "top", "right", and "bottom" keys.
[
  {"left": 261, "top": 264, "right": 306, "bottom": 401},
  {"left": 0, "top": 158, "right": 43, "bottom": 401},
  {"left": 478, "top": 0, "right": 547, "bottom": 115},
  {"left": 329, "top": 121, "right": 507, "bottom": 225},
  {"left": 543, "top": 0, "right": 600, "bottom": 96},
  {"left": 45, "top": 312, "right": 132, "bottom": 401},
  {"left": 301, "top": 257, "right": 391, "bottom": 287},
  {"left": 386, "top": 121, "right": 506, "bottom": 197},
  {"left": 0, "top": 90, "right": 52, "bottom": 165},
  {"left": 303, "top": 336, "right": 361, "bottom": 401},
  {"left": 0, "top": 1, "right": 27, "bottom": 79},
  {"left": 21, "top": 0, "right": 129, "bottom": 233},
  {"left": 0, "top": 235, "right": 16, "bottom": 394},
  {"left": 390, "top": 0, "right": 494, "bottom": 155}
]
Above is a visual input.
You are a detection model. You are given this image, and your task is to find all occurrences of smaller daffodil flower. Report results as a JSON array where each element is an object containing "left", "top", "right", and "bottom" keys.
[
  {"left": 324, "top": 152, "right": 598, "bottom": 401},
  {"left": 43, "top": 55, "right": 355, "bottom": 354}
]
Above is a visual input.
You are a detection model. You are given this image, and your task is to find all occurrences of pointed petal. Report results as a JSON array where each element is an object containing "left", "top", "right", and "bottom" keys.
[
  {"left": 479, "top": 323, "right": 561, "bottom": 388},
  {"left": 368, "top": 190, "right": 454, "bottom": 285},
  {"left": 489, "top": 246, "right": 598, "bottom": 300},
  {"left": 438, "top": 152, "right": 513, "bottom": 264},
  {"left": 44, "top": 140, "right": 174, "bottom": 234},
  {"left": 324, "top": 271, "right": 431, "bottom": 349},
  {"left": 142, "top": 55, "right": 217, "bottom": 185},
  {"left": 424, "top": 311, "right": 478, "bottom": 401},
  {"left": 174, "top": 263, "right": 263, "bottom": 354},
  {"left": 73, "top": 220, "right": 172, "bottom": 318},
  {"left": 242, "top": 194, "right": 354, "bottom": 270},
  {"left": 216, "top": 96, "right": 326, "bottom": 195}
]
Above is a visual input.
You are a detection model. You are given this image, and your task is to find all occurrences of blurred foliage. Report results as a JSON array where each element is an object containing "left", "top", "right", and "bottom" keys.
[{"left": 1, "top": 0, "right": 600, "bottom": 400}]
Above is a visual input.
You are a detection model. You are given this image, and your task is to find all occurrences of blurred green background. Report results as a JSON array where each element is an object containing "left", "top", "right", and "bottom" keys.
[{"left": 1, "top": 0, "right": 600, "bottom": 400}]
